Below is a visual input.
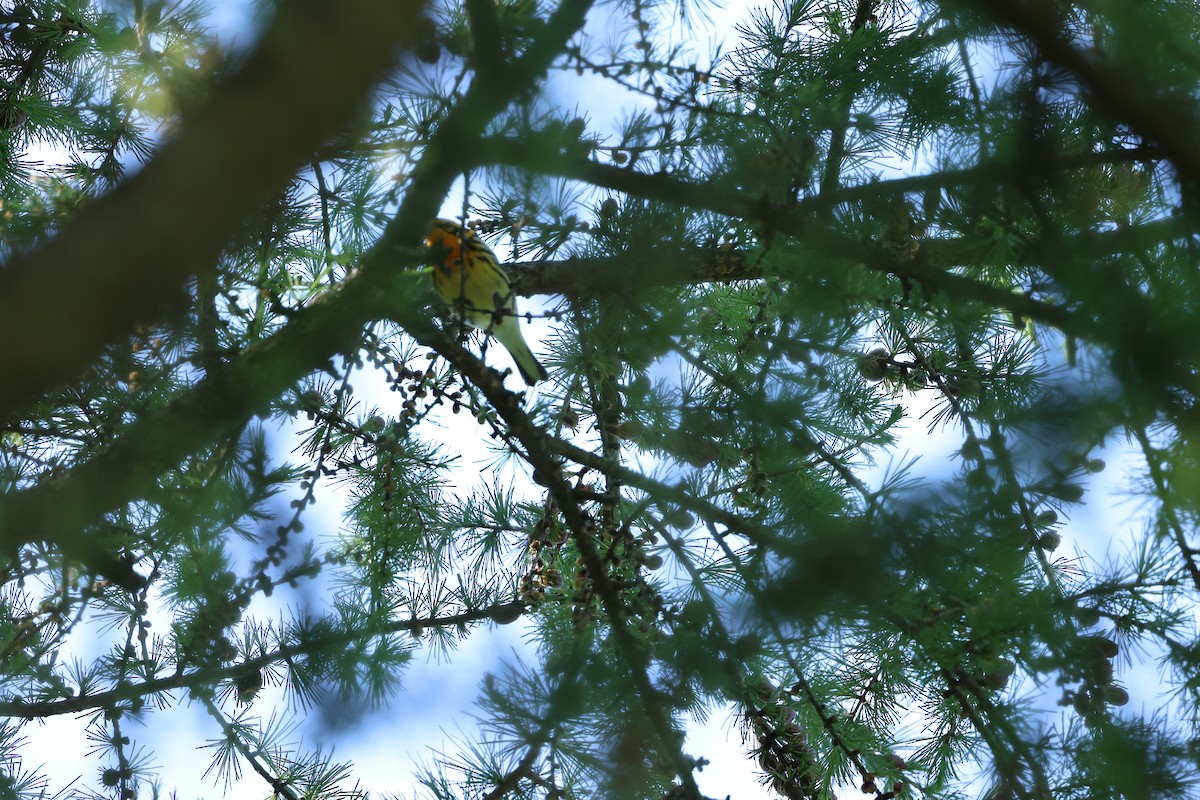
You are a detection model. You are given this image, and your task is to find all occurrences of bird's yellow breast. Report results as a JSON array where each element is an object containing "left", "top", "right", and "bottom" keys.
[{"left": 426, "top": 219, "right": 513, "bottom": 326}]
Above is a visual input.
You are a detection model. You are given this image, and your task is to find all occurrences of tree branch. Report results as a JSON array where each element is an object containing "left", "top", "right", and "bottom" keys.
[
  {"left": 477, "top": 139, "right": 1085, "bottom": 327},
  {"left": 973, "top": 0, "right": 1200, "bottom": 190},
  {"left": 0, "top": 0, "right": 427, "bottom": 422},
  {"left": 464, "top": 0, "right": 505, "bottom": 74},
  {"left": 409, "top": 322, "right": 707, "bottom": 798},
  {"left": 0, "top": 602, "right": 518, "bottom": 718}
]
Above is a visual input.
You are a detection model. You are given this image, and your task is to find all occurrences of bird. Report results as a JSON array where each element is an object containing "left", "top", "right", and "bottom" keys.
[{"left": 425, "top": 218, "right": 549, "bottom": 386}]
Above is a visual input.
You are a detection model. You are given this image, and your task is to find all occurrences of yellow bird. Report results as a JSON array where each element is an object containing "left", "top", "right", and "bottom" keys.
[{"left": 425, "top": 218, "right": 549, "bottom": 385}]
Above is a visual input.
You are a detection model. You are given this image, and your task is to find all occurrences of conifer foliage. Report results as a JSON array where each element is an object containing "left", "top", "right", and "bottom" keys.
[{"left": 1, "top": 0, "right": 1199, "bottom": 797}]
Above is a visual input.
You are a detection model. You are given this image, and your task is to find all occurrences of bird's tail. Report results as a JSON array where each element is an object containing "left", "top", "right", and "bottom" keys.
[{"left": 496, "top": 325, "right": 549, "bottom": 386}]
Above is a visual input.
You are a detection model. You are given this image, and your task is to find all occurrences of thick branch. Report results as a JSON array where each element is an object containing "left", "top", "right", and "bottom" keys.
[
  {"left": 0, "top": 0, "right": 427, "bottom": 422},
  {"left": 464, "top": 0, "right": 505, "bottom": 73},
  {"left": 975, "top": 0, "right": 1200, "bottom": 190}
]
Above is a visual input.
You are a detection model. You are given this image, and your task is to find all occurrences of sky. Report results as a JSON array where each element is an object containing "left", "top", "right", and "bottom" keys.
[{"left": 9, "top": 1, "right": 1175, "bottom": 798}]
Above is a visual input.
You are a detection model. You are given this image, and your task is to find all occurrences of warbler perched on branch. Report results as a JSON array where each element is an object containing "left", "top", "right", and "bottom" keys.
[{"left": 426, "top": 218, "right": 549, "bottom": 386}]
